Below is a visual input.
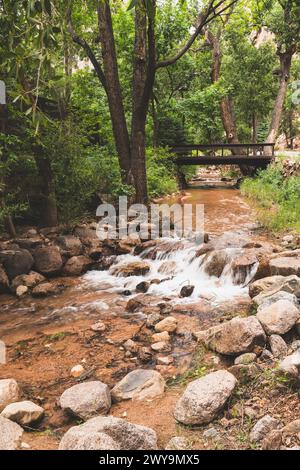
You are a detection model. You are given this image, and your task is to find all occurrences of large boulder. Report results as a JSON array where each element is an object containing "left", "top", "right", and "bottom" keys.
[
  {"left": 0, "top": 249, "right": 34, "bottom": 280},
  {"left": 63, "top": 256, "right": 92, "bottom": 276},
  {"left": 194, "top": 316, "right": 266, "bottom": 356},
  {"left": 55, "top": 235, "right": 83, "bottom": 257},
  {"left": 203, "top": 250, "right": 229, "bottom": 278},
  {"left": 0, "top": 379, "right": 20, "bottom": 412},
  {"left": 0, "top": 264, "right": 9, "bottom": 293},
  {"left": 270, "top": 257, "right": 300, "bottom": 277},
  {"left": 58, "top": 416, "right": 157, "bottom": 450},
  {"left": 111, "top": 261, "right": 150, "bottom": 277},
  {"left": 257, "top": 300, "right": 300, "bottom": 335},
  {"left": 174, "top": 370, "right": 237, "bottom": 425},
  {"left": 33, "top": 246, "right": 63, "bottom": 276},
  {"left": 231, "top": 252, "right": 258, "bottom": 285},
  {"left": 111, "top": 369, "right": 165, "bottom": 402},
  {"left": 59, "top": 381, "right": 111, "bottom": 420},
  {"left": 1, "top": 400, "right": 44, "bottom": 426},
  {"left": 0, "top": 416, "right": 23, "bottom": 450},
  {"left": 249, "top": 275, "right": 300, "bottom": 299}
]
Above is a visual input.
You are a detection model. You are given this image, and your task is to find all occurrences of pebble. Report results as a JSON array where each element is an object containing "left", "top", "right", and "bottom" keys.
[
  {"left": 90, "top": 321, "right": 106, "bottom": 333},
  {"left": 70, "top": 365, "right": 84, "bottom": 378}
]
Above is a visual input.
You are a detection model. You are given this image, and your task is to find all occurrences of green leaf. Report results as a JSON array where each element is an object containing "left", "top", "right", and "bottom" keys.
[{"left": 127, "top": 0, "right": 138, "bottom": 11}]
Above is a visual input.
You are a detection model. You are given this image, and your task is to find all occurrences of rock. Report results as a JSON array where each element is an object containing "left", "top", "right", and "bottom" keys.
[
  {"left": 165, "top": 436, "right": 189, "bottom": 450},
  {"left": 174, "top": 370, "right": 237, "bottom": 425},
  {"left": 228, "top": 364, "right": 261, "bottom": 381},
  {"left": 16, "top": 285, "right": 28, "bottom": 297},
  {"left": 157, "top": 261, "right": 178, "bottom": 275},
  {"left": 278, "top": 350, "right": 300, "bottom": 378},
  {"left": 254, "top": 291, "right": 298, "bottom": 311},
  {"left": 90, "top": 321, "right": 106, "bottom": 333},
  {"left": 70, "top": 365, "right": 84, "bottom": 378},
  {"left": 262, "top": 429, "right": 282, "bottom": 450},
  {"left": 146, "top": 313, "right": 162, "bottom": 327},
  {"left": 234, "top": 353, "right": 257, "bottom": 365},
  {"left": 249, "top": 275, "right": 300, "bottom": 299},
  {"left": 250, "top": 415, "right": 279, "bottom": 443},
  {"left": 63, "top": 256, "right": 92, "bottom": 276},
  {"left": 33, "top": 246, "right": 63, "bottom": 276},
  {"left": 152, "top": 331, "right": 170, "bottom": 343},
  {"left": 123, "top": 339, "right": 139, "bottom": 353},
  {"left": 111, "top": 262, "right": 150, "bottom": 277},
  {"left": 1, "top": 401, "right": 44, "bottom": 426},
  {"left": 31, "top": 282, "right": 61, "bottom": 297},
  {"left": 157, "top": 356, "right": 173, "bottom": 365},
  {"left": 0, "top": 249, "right": 34, "bottom": 280},
  {"left": 59, "top": 416, "right": 157, "bottom": 450},
  {"left": 138, "top": 347, "right": 153, "bottom": 363},
  {"left": 56, "top": 236, "right": 83, "bottom": 257},
  {"left": 126, "top": 294, "right": 150, "bottom": 313},
  {"left": 0, "top": 416, "right": 23, "bottom": 450},
  {"left": 259, "top": 349, "right": 274, "bottom": 363},
  {"left": 151, "top": 341, "right": 170, "bottom": 352},
  {"left": 0, "top": 379, "right": 20, "bottom": 412},
  {"left": 59, "top": 381, "right": 111, "bottom": 420},
  {"left": 257, "top": 300, "right": 300, "bottom": 335},
  {"left": 0, "top": 341, "right": 6, "bottom": 365},
  {"left": 111, "top": 369, "right": 165, "bottom": 402},
  {"left": 136, "top": 281, "right": 150, "bottom": 293},
  {"left": 203, "top": 249, "right": 229, "bottom": 278},
  {"left": 194, "top": 316, "right": 266, "bottom": 356},
  {"left": 180, "top": 285, "right": 195, "bottom": 298},
  {"left": 11, "top": 271, "right": 45, "bottom": 291},
  {"left": 203, "top": 427, "right": 220, "bottom": 440},
  {"left": 282, "top": 419, "right": 300, "bottom": 434},
  {"left": 291, "top": 340, "right": 300, "bottom": 352},
  {"left": 269, "top": 335, "right": 288, "bottom": 359},
  {"left": 270, "top": 257, "right": 300, "bottom": 277},
  {"left": 0, "top": 264, "right": 9, "bottom": 293},
  {"left": 154, "top": 316, "right": 177, "bottom": 333},
  {"left": 231, "top": 252, "right": 258, "bottom": 284}
]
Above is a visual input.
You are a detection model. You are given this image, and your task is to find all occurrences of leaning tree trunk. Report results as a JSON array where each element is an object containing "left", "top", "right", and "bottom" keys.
[{"left": 265, "top": 50, "right": 294, "bottom": 156}]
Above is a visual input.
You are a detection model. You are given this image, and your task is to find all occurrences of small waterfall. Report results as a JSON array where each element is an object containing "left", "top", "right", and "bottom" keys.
[{"left": 83, "top": 236, "right": 258, "bottom": 305}]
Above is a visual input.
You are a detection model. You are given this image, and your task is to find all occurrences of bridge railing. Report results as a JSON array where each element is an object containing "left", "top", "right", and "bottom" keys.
[{"left": 170, "top": 143, "right": 275, "bottom": 158}]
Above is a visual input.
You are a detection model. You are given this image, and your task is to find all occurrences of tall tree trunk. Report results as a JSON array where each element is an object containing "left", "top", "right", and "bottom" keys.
[
  {"left": 34, "top": 150, "right": 58, "bottom": 227},
  {"left": 265, "top": 50, "right": 294, "bottom": 155},
  {"left": 252, "top": 113, "right": 258, "bottom": 145},
  {"left": 97, "top": 1, "right": 132, "bottom": 183}
]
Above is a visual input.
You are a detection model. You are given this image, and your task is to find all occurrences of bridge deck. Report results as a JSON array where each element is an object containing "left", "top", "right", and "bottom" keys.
[{"left": 171, "top": 143, "right": 274, "bottom": 167}]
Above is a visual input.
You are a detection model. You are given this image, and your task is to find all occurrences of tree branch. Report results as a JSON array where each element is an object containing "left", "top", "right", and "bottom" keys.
[
  {"left": 156, "top": 0, "right": 239, "bottom": 69},
  {"left": 67, "top": 7, "right": 107, "bottom": 92}
]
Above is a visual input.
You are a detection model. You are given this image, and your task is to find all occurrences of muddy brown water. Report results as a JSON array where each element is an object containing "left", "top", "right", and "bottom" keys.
[{"left": 0, "top": 181, "right": 271, "bottom": 449}]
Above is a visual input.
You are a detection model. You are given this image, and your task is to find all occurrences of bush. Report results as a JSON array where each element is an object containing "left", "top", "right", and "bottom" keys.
[{"left": 241, "top": 163, "right": 300, "bottom": 233}]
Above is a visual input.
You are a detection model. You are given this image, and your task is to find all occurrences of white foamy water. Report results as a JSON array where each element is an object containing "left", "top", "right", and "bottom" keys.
[{"left": 82, "top": 238, "right": 258, "bottom": 305}]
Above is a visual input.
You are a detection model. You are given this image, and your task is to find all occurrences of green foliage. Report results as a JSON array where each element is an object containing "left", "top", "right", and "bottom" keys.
[
  {"left": 146, "top": 147, "right": 178, "bottom": 198},
  {"left": 241, "top": 163, "right": 300, "bottom": 233}
]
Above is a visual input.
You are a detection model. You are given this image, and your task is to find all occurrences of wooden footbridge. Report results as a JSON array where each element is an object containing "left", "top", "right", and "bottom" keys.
[{"left": 171, "top": 143, "right": 274, "bottom": 167}]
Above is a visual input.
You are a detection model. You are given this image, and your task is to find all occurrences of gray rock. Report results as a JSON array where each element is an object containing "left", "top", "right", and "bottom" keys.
[
  {"left": 203, "top": 427, "right": 220, "bottom": 439},
  {"left": 0, "top": 341, "right": 6, "bottom": 365},
  {"left": 0, "top": 249, "right": 34, "bottom": 280},
  {"left": 249, "top": 275, "right": 300, "bottom": 299},
  {"left": 0, "top": 416, "right": 23, "bottom": 450},
  {"left": 278, "top": 350, "right": 300, "bottom": 378},
  {"left": 257, "top": 300, "right": 300, "bottom": 335},
  {"left": 194, "top": 316, "right": 266, "bottom": 356},
  {"left": 0, "top": 379, "right": 20, "bottom": 412},
  {"left": 270, "top": 257, "right": 300, "bottom": 277},
  {"left": 111, "top": 369, "right": 165, "bottom": 402},
  {"left": 259, "top": 349, "right": 274, "bottom": 363},
  {"left": 56, "top": 236, "right": 83, "bottom": 257},
  {"left": 291, "top": 340, "right": 300, "bottom": 352},
  {"left": 1, "top": 401, "right": 44, "bottom": 426},
  {"left": 165, "top": 436, "right": 190, "bottom": 450},
  {"left": 174, "top": 370, "right": 237, "bottom": 425},
  {"left": 250, "top": 415, "right": 279, "bottom": 443},
  {"left": 228, "top": 363, "right": 261, "bottom": 381},
  {"left": 254, "top": 291, "right": 299, "bottom": 312},
  {"left": 58, "top": 416, "right": 157, "bottom": 450},
  {"left": 269, "top": 335, "right": 288, "bottom": 359},
  {"left": 59, "top": 381, "right": 111, "bottom": 420},
  {"left": 234, "top": 353, "right": 257, "bottom": 365}
]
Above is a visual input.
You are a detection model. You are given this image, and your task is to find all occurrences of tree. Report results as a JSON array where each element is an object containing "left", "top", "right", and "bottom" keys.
[{"left": 68, "top": 0, "right": 239, "bottom": 203}]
